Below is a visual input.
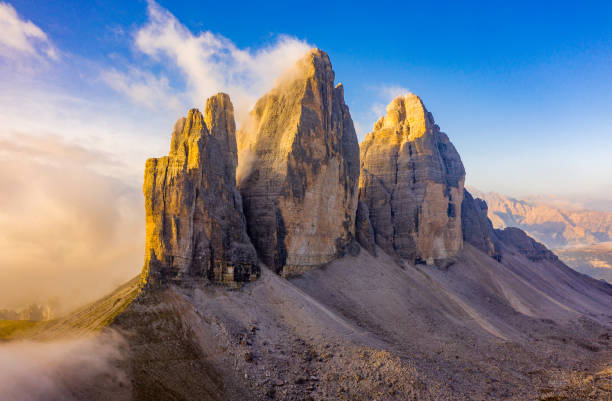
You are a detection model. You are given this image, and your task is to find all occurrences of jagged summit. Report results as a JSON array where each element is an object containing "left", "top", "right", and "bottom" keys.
[
  {"left": 358, "top": 94, "right": 465, "bottom": 265},
  {"left": 373, "top": 93, "right": 433, "bottom": 139},
  {"left": 204, "top": 92, "right": 239, "bottom": 174},
  {"left": 142, "top": 93, "right": 258, "bottom": 287},
  {"left": 237, "top": 48, "right": 360, "bottom": 275}
]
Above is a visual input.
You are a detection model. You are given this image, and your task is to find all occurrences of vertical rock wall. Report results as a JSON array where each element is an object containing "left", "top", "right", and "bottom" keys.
[
  {"left": 359, "top": 94, "right": 465, "bottom": 265},
  {"left": 237, "top": 49, "right": 360, "bottom": 275},
  {"left": 142, "top": 94, "right": 258, "bottom": 286}
]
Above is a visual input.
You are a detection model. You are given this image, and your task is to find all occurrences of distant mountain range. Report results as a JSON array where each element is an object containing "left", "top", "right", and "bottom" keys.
[
  {"left": 468, "top": 188, "right": 612, "bottom": 248},
  {"left": 469, "top": 188, "right": 612, "bottom": 282}
]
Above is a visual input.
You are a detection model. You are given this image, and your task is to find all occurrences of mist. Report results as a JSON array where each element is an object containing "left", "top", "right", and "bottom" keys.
[
  {"left": 0, "top": 330, "right": 129, "bottom": 401},
  {"left": 108, "top": 0, "right": 313, "bottom": 126},
  {"left": 0, "top": 133, "right": 142, "bottom": 314},
  {"left": 0, "top": 0, "right": 314, "bottom": 316}
]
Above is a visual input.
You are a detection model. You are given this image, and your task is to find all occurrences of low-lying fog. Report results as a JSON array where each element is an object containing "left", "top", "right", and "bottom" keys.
[{"left": 0, "top": 331, "right": 129, "bottom": 401}]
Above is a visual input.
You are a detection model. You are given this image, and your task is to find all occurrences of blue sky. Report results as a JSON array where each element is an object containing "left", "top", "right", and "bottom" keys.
[
  {"left": 2, "top": 0, "right": 612, "bottom": 198},
  {"left": 0, "top": 0, "right": 611, "bottom": 308}
]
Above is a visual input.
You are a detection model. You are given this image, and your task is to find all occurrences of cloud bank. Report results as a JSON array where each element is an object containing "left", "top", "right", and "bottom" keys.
[
  {"left": 0, "top": 134, "right": 143, "bottom": 314},
  {"left": 0, "top": 331, "right": 129, "bottom": 401}
]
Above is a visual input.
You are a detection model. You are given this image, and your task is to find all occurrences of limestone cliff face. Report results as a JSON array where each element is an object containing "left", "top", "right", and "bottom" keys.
[
  {"left": 359, "top": 94, "right": 465, "bottom": 265},
  {"left": 237, "top": 49, "right": 360, "bottom": 275},
  {"left": 142, "top": 93, "right": 258, "bottom": 286},
  {"left": 461, "top": 189, "right": 502, "bottom": 261}
]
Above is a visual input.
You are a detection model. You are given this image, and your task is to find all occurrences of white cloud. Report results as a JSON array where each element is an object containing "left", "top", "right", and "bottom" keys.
[
  {"left": 377, "top": 84, "right": 411, "bottom": 100},
  {"left": 101, "top": 67, "right": 183, "bottom": 112},
  {"left": 105, "top": 0, "right": 312, "bottom": 124},
  {"left": 370, "top": 84, "right": 412, "bottom": 116},
  {"left": 0, "top": 2, "right": 57, "bottom": 60}
]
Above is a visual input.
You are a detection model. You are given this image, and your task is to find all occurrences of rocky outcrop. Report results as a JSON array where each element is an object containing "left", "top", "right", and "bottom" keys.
[
  {"left": 495, "top": 227, "right": 559, "bottom": 262},
  {"left": 358, "top": 94, "right": 465, "bottom": 265},
  {"left": 142, "top": 93, "right": 258, "bottom": 286},
  {"left": 237, "top": 49, "right": 360, "bottom": 275},
  {"left": 461, "top": 189, "right": 502, "bottom": 261}
]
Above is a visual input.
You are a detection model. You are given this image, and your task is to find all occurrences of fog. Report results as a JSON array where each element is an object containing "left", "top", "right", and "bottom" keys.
[
  {"left": 0, "top": 133, "right": 143, "bottom": 314},
  {"left": 0, "top": 0, "right": 313, "bottom": 316},
  {"left": 0, "top": 330, "right": 129, "bottom": 401}
]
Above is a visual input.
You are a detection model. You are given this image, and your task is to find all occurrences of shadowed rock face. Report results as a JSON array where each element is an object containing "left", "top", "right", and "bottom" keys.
[
  {"left": 496, "top": 226, "right": 559, "bottom": 262},
  {"left": 142, "top": 93, "right": 258, "bottom": 286},
  {"left": 461, "top": 189, "right": 502, "bottom": 261},
  {"left": 237, "top": 49, "right": 360, "bottom": 275},
  {"left": 359, "top": 94, "right": 465, "bottom": 265},
  {"left": 355, "top": 201, "right": 376, "bottom": 256}
]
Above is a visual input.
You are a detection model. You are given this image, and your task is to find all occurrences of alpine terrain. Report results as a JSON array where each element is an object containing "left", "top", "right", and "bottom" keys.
[{"left": 5, "top": 49, "right": 612, "bottom": 401}]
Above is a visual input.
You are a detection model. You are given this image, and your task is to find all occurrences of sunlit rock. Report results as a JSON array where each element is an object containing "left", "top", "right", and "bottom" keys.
[
  {"left": 237, "top": 49, "right": 360, "bottom": 275},
  {"left": 142, "top": 93, "right": 258, "bottom": 286},
  {"left": 359, "top": 94, "right": 465, "bottom": 265}
]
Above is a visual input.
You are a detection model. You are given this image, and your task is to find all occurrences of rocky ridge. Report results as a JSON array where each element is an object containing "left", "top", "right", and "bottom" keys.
[
  {"left": 461, "top": 189, "right": 502, "bottom": 260},
  {"left": 7, "top": 48, "right": 612, "bottom": 401},
  {"left": 141, "top": 52, "right": 474, "bottom": 283}
]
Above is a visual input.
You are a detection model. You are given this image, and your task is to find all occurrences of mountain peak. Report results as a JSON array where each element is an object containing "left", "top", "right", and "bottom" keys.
[
  {"left": 204, "top": 92, "right": 238, "bottom": 176},
  {"left": 373, "top": 93, "right": 434, "bottom": 140},
  {"left": 303, "top": 47, "right": 331, "bottom": 69},
  {"left": 270, "top": 48, "right": 333, "bottom": 90},
  {"left": 237, "top": 49, "right": 359, "bottom": 275},
  {"left": 169, "top": 108, "right": 206, "bottom": 158},
  {"left": 360, "top": 93, "right": 465, "bottom": 265}
]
